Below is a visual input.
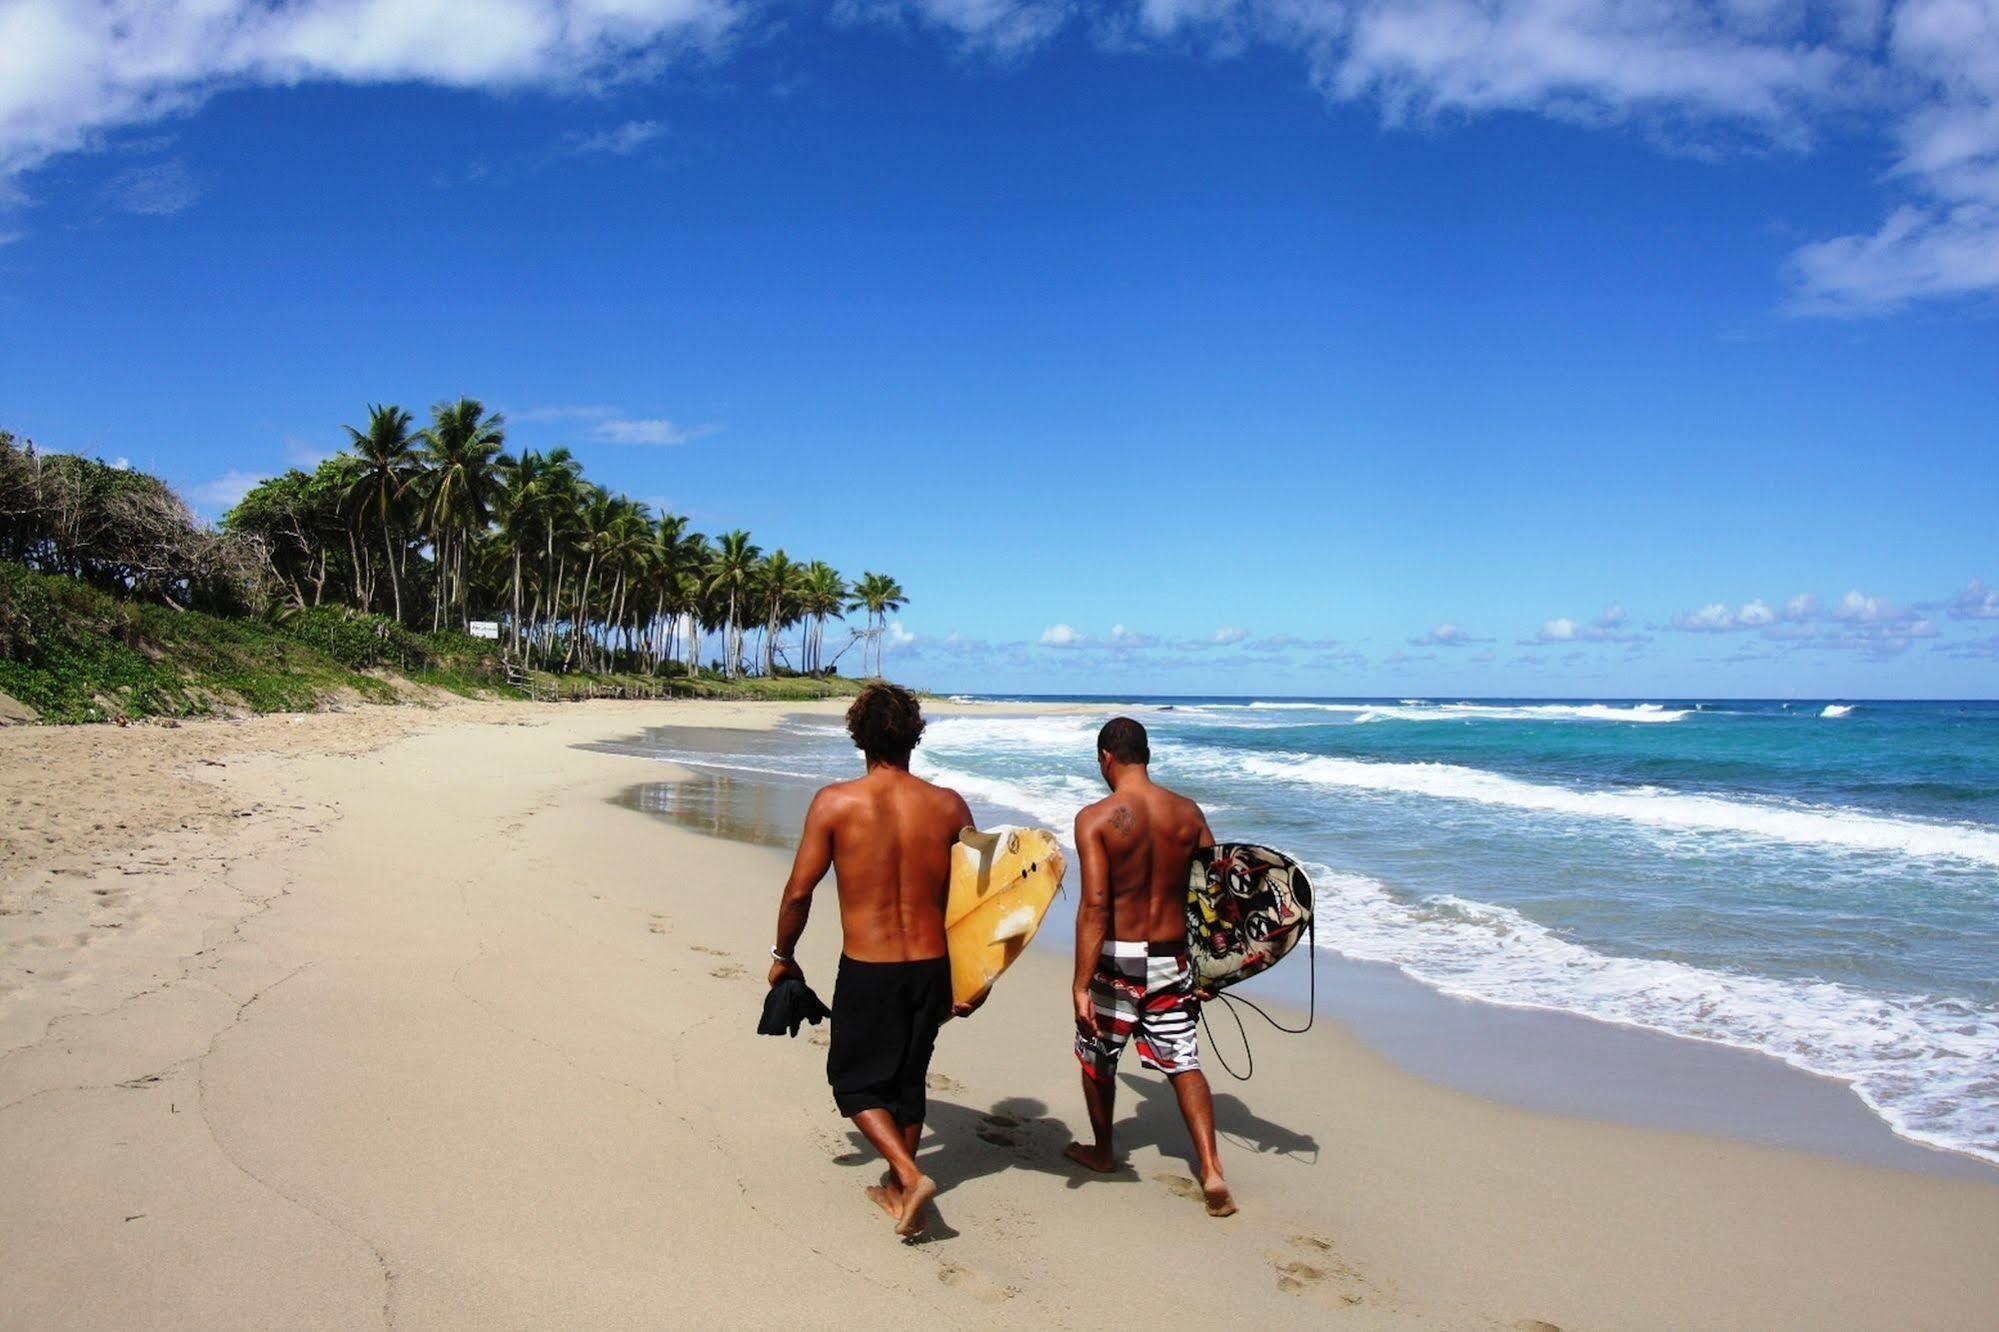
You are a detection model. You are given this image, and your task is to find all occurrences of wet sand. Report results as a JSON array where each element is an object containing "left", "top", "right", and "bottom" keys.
[{"left": 3, "top": 697, "right": 1997, "bottom": 1328}]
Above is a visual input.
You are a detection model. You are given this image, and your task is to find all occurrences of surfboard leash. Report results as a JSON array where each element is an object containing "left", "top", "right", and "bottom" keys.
[{"left": 1198, "top": 908, "right": 1317, "bottom": 1081}]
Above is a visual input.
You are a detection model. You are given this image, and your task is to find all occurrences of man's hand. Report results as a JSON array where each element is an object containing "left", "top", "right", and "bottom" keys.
[
  {"left": 768, "top": 956, "right": 803, "bottom": 988},
  {"left": 1072, "top": 987, "right": 1097, "bottom": 1040}
]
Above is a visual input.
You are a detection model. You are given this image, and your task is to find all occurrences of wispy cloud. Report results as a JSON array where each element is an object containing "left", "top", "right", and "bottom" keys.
[
  {"left": 189, "top": 468, "right": 263, "bottom": 512},
  {"left": 591, "top": 417, "right": 719, "bottom": 446},
  {"left": 1527, "top": 603, "right": 1649, "bottom": 645},
  {"left": 1409, "top": 622, "right": 1482, "bottom": 647},
  {"left": 6, "top": 1, "right": 1996, "bottom": 316},
  {"left": 516, "top": 404, "right": 720, "bottom": 446},
  {"left": 1942, "top": 578, "right": 1999, "bottom": 620},
  {"left": 100, "top": 159, "right": 200, "bottom": 215},
  {"left": 559, "top": 119, "right": 664, "bottom": 156},
  {"left": 1039, "top": 623, "right": 1088, "bottom": 647}
]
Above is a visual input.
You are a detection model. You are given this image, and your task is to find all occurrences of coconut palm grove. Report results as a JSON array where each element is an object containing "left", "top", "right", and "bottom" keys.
[{"left": 0, "top": 399, "right": 909, "bottom": 708}]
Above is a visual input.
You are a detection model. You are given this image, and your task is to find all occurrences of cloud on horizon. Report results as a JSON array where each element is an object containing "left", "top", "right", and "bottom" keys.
[{"left": 5, "top": 1, "right": 1999, "bottom": 314}]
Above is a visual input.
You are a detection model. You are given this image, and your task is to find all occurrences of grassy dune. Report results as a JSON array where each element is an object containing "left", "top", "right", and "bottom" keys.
[{"left": 0, "top": 562, "right": 865, "bottom": 725}]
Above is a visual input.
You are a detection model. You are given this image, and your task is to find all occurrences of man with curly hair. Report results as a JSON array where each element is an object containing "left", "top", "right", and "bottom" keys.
[{"left": 768, "top": 681, "right": 976, "bottom": 1237}]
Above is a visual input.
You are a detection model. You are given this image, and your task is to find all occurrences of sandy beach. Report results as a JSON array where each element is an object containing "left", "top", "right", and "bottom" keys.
[{"left": 4, "top": 698, "right": 1998, "bottom": 1330}]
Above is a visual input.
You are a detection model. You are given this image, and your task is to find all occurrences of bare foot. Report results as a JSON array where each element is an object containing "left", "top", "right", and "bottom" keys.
[
  {"left": 895, "top": 1174, "right": 938, "bottom": 1238},
  {"left": 1202, "top": 1175, "right": 1238, "bottom": 1218},
  {"left": 1062, "top": 1142, "right": 1116, "bottom": 1173},
  {"left": 865, "top": 1184, "right": 902, "bottom": 1219}
]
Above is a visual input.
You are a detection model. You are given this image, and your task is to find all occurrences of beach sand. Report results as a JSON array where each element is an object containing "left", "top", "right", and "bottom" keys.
[{"left": 3, "top": 698, "right": 1997, "bottom": 1329}]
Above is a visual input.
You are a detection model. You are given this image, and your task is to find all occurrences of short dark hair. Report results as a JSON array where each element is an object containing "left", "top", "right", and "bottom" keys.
[
  {"left": 847, "top": 681, "right": 925, "bottom": 762},
  {"left": 1097, "top": 716, "right": 1149, "bottom": 765}
]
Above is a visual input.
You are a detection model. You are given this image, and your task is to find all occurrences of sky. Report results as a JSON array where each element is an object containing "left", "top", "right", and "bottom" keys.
[{"left": 0, "top": 0, "right": 1995, "bottom": 698}]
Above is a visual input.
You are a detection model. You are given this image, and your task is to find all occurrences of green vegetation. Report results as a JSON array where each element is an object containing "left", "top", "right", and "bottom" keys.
[
  {"left": 0, "top": 409, "right": 908, "bottom": 724},
  {"left": 0, "top": 561, "right": 870, "bottom": 724}
]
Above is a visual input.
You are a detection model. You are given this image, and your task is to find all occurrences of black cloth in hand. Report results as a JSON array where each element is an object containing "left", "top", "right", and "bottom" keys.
[{"left": 758, "top": 975, "right": 831, "bottom": 1037}]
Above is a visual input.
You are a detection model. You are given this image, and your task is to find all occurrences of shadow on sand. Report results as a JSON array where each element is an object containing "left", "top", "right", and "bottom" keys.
[{"left": 829, "top": 1074, "right": 1319, "bottom": 1237}]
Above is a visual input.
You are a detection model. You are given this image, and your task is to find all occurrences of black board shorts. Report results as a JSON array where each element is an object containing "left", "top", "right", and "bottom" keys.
[{"left": 828, "top": 955, "right": 951, "bottom": 1126}]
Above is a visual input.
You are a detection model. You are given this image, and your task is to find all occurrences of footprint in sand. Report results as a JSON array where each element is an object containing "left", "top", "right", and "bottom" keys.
[
  {"left": 926, "top": 1072, "right": 964, "bottom": 1093},
  {"left": 709, "top": 963, "right": 748, "bottom": 981},
  {"left": 937, "top": 1262, "right": 1015, "bottom": 1304},
  {"left": 647, "top": 914, "right": 669, "bottom": 935},
  {"left": 688, "top": 944, "right": 728, "bottom": 957},
  {"left": 808, "top": 1029, "right": 830, "bottom": 1048},
  {"left": 1272, "top": 1235, "right": 1366, "bottom": 1307}
]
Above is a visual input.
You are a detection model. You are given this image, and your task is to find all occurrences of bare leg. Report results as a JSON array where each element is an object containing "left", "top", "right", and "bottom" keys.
[
  {"left": 1168, "top": 1070, "right": 1235, "bottom": 1216},
  {"left": 1063, "top": 1071, "right": 1118, "bottom": 1172},
  {"left": 852, "top": 1108, "right": 935, "bottom": 1234}
]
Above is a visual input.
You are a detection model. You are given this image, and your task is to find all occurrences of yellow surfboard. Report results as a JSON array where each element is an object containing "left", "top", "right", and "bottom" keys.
[{"left": 945, "top": 825, "right": 1065, "bottom": 1007}]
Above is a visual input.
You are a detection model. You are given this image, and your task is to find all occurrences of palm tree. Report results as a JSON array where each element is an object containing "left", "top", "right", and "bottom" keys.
[
  {"left": 847, "top": 571, "right": 908, "bottom": 677},
  {"left": 704, "top": 530, "right": 761, "bottom": 678},
  {"left": 419, "top": 398, "right": 505, "bottom": 631},
  {"left": 755, "top": 549, "right": 808, "bottom": 675},
  {"left": 800, "top": 561, "right": 846, "bottom": 674},
  {"left": 340, "top": 404, "right": 421, "bottom": 624}
]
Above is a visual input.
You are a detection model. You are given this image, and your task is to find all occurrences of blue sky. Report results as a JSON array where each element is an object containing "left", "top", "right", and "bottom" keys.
[{"left": 1, "top": 1, "right": 1995, "bottom": 697}]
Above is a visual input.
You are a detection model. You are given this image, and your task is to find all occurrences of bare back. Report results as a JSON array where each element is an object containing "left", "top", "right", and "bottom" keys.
[
  {"left": 793, "top": 766, "right": 973, "bottom": 963},
  {"left": 1075, "top": 775, "right": 1214, "bottom": 943}
]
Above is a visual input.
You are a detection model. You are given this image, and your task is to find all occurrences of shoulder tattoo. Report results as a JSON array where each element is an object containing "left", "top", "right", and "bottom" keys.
[{"left": 1110, "top": 804, "right": 1134, "bottom": 833}]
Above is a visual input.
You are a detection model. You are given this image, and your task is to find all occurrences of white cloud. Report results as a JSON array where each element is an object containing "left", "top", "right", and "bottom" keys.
[
  {"left": 1537, "top": 616, "right": 1578, "bottom": 642},
  {"left": 189, "top": 468, "right": 263, "bottom": 511},
  {"left": 1947, "top": 578, "right": 1999, "bottom": 619},
  {"left": 589, "top": 417, "right": 719, "bottom": 446},
  {"left": 1210, "top": 624, "right": 1248, "bottom": 645},
  {"left": 884, "top": 619, "right": 918, "bottom": 650},
  {"left": 1595, "top": 603, "right": 1627, "bottom": 629},
  {"left": 1409, "top": 621, "right": 1475, "bottom": 647},
  {"left": 560, "top": 118, "right": 664, "bottom": 156},
  {"left": 1671, "top": 595, "right": 1812, "bottom": 632},
  {"left": 109, "top": 456, "right": 131, "bottom": 470},
  {"left": 7, "top": 0, "right": 1999, "bottom": 315},
  {"left": 0, "top": 0, "right": 736, "bottom": 184},
  {"left": 1040, "top": 622, "right": 1086, "bottom": 647},
  {"left": 1107, "top": 623, "right": 1158, "bottom": 649},
  {"left": 1832, "top": 588, "right": 1921, "bottom": 625},
  {"left": 100, "top": 159, "right": 200, "bottom": 214}
]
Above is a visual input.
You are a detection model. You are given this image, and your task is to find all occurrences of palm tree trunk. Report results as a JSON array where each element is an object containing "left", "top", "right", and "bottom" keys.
[{"left": 382, "top": 520, "right": 403, "bottom": 624}]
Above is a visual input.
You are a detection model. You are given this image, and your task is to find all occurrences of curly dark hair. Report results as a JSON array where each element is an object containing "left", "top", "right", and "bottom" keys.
[
  {"left": 846, "top": 681, "right": 925, "bottom": 763},
  {"left": 1097, "top": 716, "right": 1149, "bottom": 765}
]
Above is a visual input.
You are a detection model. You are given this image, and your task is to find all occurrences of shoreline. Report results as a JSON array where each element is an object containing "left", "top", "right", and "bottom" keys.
[
  {"left": 4, "top": 697, "right": 1997, "bottom": 1327},
  {"left": 608, "top": 709, "right": 1999, "bottom": 1182}
]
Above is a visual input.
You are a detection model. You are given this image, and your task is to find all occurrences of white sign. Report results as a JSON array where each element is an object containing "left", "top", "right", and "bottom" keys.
[{"left": 469, "top": 620, "right": 500, "bottom": 640}]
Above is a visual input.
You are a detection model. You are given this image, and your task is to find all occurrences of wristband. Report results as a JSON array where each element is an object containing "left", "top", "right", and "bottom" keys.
[{"left": 771, "top": 947, "right": 794, "bottom": 963}]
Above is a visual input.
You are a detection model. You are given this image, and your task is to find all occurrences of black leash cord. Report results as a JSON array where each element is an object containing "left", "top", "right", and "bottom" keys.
[{"left": 1198, "top": 909, "right": 1317, "bottom": 1082}]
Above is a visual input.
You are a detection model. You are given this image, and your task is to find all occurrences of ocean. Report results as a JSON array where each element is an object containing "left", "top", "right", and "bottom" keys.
[{"left": 618, "top": 696, "right": 1999, "bottom": 1169}]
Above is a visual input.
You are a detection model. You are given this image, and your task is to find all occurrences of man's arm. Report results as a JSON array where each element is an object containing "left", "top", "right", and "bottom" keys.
[
  {"left": 770, "top": 791, "right": 837, "bottom": 986},
  {"left": 1071, "top": 807, "right": 1111, "bottom": 1038}
]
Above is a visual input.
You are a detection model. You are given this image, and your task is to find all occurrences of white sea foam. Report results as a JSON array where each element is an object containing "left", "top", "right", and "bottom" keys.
[
  {"left": 1822, "top": 704, "right": 1855, "bottom": 718},
  {"left": 1236, "top": 753, "right": 1999, "bottom": 867},
  {"left": 1309, "top": 865, "right": 1999, "bottom": 1164},
  {"left": 1236, "top": 700, "right": 1690, "bottom": 724}
]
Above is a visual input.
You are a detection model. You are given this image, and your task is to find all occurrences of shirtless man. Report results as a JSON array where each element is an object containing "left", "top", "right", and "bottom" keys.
[
  {"left": 768, "top": 682, "right": 976, "bottom": 1238},
  {"left": 1063, "top": 716, "right": 1236, "bottom": 1217}
]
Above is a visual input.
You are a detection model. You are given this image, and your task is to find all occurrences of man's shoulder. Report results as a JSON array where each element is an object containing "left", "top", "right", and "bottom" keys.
[
  {"left": 811, "top": 776, "right": 865, "bottom": 807},
  {"left": 1074, "top": 793, "right": 1117, "bottom": 827}
]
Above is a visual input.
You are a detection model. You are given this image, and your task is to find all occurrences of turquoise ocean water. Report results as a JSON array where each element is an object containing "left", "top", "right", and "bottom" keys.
[
  {"left": 913, "top": 697, "right": 1999, "bottom": 1167},
  {"left": 630, "top": 696, "right": 1999, "bottom": 1167}
]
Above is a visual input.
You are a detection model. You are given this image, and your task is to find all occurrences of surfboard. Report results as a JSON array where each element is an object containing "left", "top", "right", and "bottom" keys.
[
  {"left": 1186, "top": 843, "right": 1313, "bottom": 994},
  {"left": 946, "top": 825, "right": 1065, "bottom": 1007}
]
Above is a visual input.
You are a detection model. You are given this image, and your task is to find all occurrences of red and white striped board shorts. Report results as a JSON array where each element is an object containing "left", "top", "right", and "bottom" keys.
[{"left": 1076, "top": 940, "right": 1200, "bottom": 1081}]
